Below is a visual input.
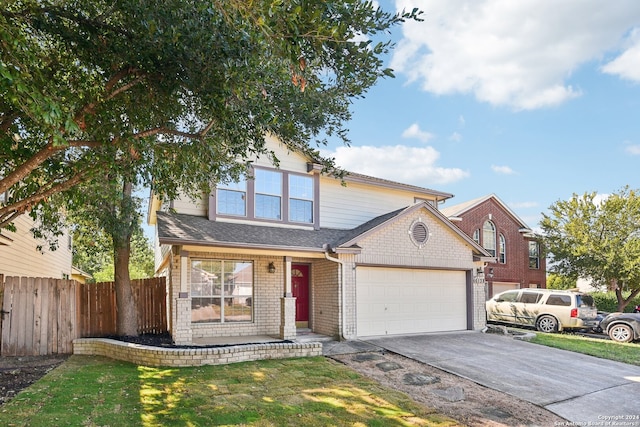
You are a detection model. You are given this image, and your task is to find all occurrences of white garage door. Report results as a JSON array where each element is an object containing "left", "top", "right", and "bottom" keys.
[{"left": 356, "top": 267, "right": 468, "bottom": 337}]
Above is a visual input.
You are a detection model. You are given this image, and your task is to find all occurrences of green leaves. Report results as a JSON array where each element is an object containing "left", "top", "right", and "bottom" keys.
[
  {"left": 541, "top": 186, "right": 640, "bottom": 308},
  {"left": 1, "top": 0, "right": 422, "bottom": 230}
]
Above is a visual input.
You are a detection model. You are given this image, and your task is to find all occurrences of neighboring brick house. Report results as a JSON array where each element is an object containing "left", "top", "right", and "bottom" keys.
[
  {"left": 440, "top": 194, "right": 546, "bottom": 298},
  {"left": 148, "top": 136, "right": 493, "bottom": 345}
]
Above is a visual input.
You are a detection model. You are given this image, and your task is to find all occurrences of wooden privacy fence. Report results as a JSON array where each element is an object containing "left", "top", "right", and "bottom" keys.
[
  {"left": 0, "top": 276, "right": 167, "bottom": 356},
  {"left": 78, "top": 278, "right": 167, "bottom": 337},
  {"left": 0, "top": 275, "right": 77, "bottom": 356}
]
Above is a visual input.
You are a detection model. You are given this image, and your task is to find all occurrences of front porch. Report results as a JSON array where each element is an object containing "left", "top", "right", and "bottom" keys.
[{"left": 168, "top": 250, "right": 349, "bottom": 346}]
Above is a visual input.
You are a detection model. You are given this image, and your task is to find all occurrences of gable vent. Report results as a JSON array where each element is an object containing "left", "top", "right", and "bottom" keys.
[{"left": 409, "top": 220, "right": 430, "bottom": 248}]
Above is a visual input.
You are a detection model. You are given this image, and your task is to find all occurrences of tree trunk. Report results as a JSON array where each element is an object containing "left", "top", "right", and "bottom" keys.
[
  {"left": 113, "top": 181, "right": 138, "bottom": 336},
  {"left": 114, "top": 239, "right": 138, "bottom": 336},
  {"left": 616, "top": 286, "right": 640, "bottom": 312}
]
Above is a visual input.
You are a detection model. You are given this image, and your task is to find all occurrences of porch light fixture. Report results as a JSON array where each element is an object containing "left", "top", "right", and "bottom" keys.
[{"left": 268, "top": 262, "right": 276, "bottom": 274}]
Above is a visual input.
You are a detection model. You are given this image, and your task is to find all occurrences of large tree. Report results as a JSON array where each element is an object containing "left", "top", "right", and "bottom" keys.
[
  {"left": 1, "top": 0, "right": 420, "bottom": 335},
  {"left": 540, "top": 187, "right": 640, "bottom": 311},
  {"left": 1, "top": 0, "right": 421, "bottom": 227}
]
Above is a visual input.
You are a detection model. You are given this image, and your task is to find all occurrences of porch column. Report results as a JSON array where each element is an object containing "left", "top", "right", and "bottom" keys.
[
  {"left": 280, "top": 256, "right": 296, "bottom": 339},
  {"left": 174, "top": 250, "right": 192, "bottom": 345}
]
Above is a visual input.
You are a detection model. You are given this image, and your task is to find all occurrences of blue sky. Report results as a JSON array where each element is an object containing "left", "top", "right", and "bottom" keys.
[{"left": 320, "top": 0, "right": 640, "bottom": 230}]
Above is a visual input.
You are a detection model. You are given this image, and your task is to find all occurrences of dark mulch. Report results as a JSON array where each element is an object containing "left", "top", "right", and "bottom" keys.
[
  {"left": 105, "top": 333, "right": 291, "bottom": 349},
  {"left": 0, "top": 354, "right": 69, "bottom": 405}
]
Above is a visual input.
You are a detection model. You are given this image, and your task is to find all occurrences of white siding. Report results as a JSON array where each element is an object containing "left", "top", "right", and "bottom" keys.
[
  {"left": 171, "top": 193, "right": 207, "bottom": 216},
  {"left": 319, "top": 176, "right": 431, "bottom": 229},
  {"left": 252, "top": 135, "right": 310, "bottom": 174},
  {"left": 0, "top": 215, "right": 73, "bottom": 278}
]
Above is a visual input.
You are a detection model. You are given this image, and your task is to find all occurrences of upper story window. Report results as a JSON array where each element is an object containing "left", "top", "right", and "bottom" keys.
[
  {"left": 255, "top": 169, "right": 282, "bottom": 220},
  {"left": 483, "top": 220, "right": 496, "bottom": 256},
  {"left": 217, "top": 178, "right": 247, "bottom": 216},
  {"left": 214, "top": 167, "right": 316, "bottom": 226},
  {"left": 499, "top": 233, "right": 506, "bottom": 263},
  {"left": 529, "top": 241, "right": 540, "bottom": 269},
  {"left": 289, "top": 174, "right": 313, "bottom": 223},
  {"left": 472, "top": 229, "right": 480, "bottom": 244}
]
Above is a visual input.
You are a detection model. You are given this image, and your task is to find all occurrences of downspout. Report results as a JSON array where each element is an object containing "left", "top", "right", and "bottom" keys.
[{"left": 324, "top": 247, "right": 346, "bottom": 340}]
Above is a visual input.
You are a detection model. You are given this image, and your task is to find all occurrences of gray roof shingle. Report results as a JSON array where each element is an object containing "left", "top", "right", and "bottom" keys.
[{"left": 156, "top": 209, "right": 406, "bottom": 252}]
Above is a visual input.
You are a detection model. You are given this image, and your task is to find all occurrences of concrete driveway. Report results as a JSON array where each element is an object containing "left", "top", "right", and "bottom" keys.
[{"left": 364, "top": 331, "right": 640, "bottom": 424}]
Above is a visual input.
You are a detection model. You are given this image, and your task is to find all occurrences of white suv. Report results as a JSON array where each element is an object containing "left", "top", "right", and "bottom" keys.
[{"left": 486, "top": 289, "right": 598, "bottom": 333}]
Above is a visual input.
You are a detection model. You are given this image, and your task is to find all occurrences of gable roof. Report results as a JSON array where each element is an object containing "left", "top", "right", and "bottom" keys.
[
  {"left": 337, "top": 201, "right": 492, "bottom": 258},
  {"left": 440, "top": 193, "right": 533, "bottom": 233},
  {"left": 157, "top": 201, "right": 492, "bottom": 259},
  {"left": 339, "top": 171, "right": 454, "bottom": 202}
]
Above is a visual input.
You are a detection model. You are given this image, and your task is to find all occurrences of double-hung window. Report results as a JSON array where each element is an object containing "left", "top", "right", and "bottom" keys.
[
  {"left": 255, "top": 169, "right": 282, "bottom": 220},
  {"left": 191, "top": 259, "right": 253, "bottom": 323},
  {"left": 289, "top": 174, "right": 313, "bottom": 223},
  {"left": 215, "top": 167, "right": 316, "bottom": 225},
  {"left": 483, "top": 220, "right": 496, "bottom": 257},
  {"left": 529, "top": 241, "right": 540, "bottom": 269},
  {"left": 217, "top": 178, "right": 247, "bottom": 216}
]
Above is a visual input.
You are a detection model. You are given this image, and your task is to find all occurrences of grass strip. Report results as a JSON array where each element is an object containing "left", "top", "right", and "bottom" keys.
[{"left": 528, "top": 332, "right": 640, "bottom": 366}]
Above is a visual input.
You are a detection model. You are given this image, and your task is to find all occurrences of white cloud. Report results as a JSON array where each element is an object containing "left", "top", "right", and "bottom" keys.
[
  {"left": 491, "top": 164, "right": 515, "bottom": 175},
  {"left": 392, "top": 0, "right": 640, "bottom": 110},
  {"left": 449, "top": 132, "right": 462, "bottom": 142},
  {"left": 458, "top": 115, "right": 466, "bottom": 126},
  {"left": 593, "top": 193, "right": 610, "bottom": 205},
  {"left": 331, "top": 145, "right": 469, "bottom": 186},
  {"left": 602, "top": 29, "right": 640, "bottom": 81},
  {"left": 624, "top": 142, "right": 640, "bottom": 155},
  {"left": 401, "top": 123, "right": 435, "bottom": 142}
]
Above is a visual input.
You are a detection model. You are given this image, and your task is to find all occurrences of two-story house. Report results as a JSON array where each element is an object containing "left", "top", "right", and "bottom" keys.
[
  {"left": 440, "top": 194, "right": 546, "bottom": 298},
  {"left": 148, "top": 136, "right": 493, "bottom": 345}
]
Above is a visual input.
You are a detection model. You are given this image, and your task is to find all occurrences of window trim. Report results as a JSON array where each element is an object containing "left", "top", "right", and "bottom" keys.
[
  {"left": 288, "top": 174, "right": 314, "bottom": 224},
  {"left": 482, "top": 220, "right": 497, "bottom": 257},
  {"left": 211, "top": 166, "right": 320, "bottom": 229},
  {"left": 529, "top": 241, "right": 540, "bottom": 269},
  {"left": 254, "top": 169, "right": 283, "bottom": 220},
  {"left": 190, "top": 258, "right": 254, "bottom": 324},
  {"left": 472, "top": 229, "right": 480, "bottom": 245},
  {"left": 499, "top": 233, "right": 506, "bottom": 263},
  {"left": 216, "top": 178, "right": 248, "bottom": 217}
]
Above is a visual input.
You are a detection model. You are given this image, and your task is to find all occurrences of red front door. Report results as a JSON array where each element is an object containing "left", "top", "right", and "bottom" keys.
[{"left": 291, "top": 264, "right": 309, "bottom": 323}]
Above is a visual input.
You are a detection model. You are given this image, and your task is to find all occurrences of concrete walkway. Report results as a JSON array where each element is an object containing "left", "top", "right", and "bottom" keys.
[{"left": 362, "top": 331, "right": 640, "bottom": 424}]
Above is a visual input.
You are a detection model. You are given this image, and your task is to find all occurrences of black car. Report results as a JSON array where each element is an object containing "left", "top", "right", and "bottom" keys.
[
  {"left": 599, "top": 312, "right": 640, "bottom": 343},
  {"left": 592, "top": 311, "right": 609, "bottom": 334}
]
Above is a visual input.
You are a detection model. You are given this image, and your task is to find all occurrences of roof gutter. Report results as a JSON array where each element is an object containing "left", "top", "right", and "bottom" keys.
[{"left": 324, "top": 246, "right": 346, "bottom": 341}]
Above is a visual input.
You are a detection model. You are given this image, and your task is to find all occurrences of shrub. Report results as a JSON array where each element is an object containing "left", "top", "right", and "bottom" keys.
[{"left": 591, "top": 292, "right": 640, "bottom": 313}]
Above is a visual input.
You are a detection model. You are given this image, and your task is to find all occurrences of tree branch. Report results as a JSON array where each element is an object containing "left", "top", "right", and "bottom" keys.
[
  {"left": 0, "top": 139, "right": 64, "bottom": 194},
  {"left": 0, "top": 210, "right": 23, "bottom": 230},
  {"left": 0, "top": 171, "right": 88, "bottom": 229}
]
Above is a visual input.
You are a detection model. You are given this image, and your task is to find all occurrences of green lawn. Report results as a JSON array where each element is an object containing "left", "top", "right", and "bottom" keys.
[
  {"left": 527, "top": 331, "right": 640, "bottom": 366},
  {"left": 0, "top": 355, "right": 458, "bottom": 427}
]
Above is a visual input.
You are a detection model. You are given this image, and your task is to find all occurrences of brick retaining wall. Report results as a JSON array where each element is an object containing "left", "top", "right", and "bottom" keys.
[{"left": 73, "top": 338, "right": 323, "bottom": 367}]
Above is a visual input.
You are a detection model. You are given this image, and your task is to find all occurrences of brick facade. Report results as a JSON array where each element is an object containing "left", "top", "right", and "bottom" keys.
[
  {"left": 74, "top": 338, "right": 322, "bottom": 367},
  {"left": 445, "top": 196, "right": 547, "bottom": 296},
  {"left": 160, "top": 205, "right": 488, "bottom": 345},
  {"left": 346, "top": 207, "right": 486, "bottom": 334}
]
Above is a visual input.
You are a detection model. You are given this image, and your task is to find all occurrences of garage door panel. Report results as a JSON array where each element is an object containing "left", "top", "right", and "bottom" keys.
[{"left": 357, "top": 267, "right": 467, "bottom": 337}]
